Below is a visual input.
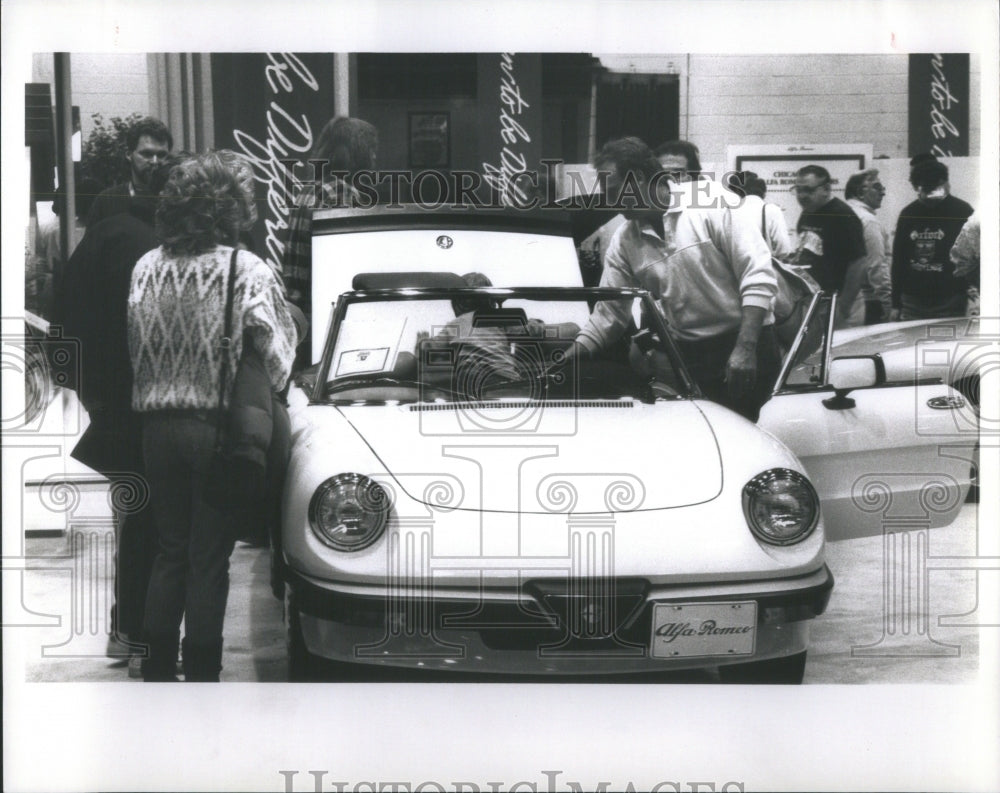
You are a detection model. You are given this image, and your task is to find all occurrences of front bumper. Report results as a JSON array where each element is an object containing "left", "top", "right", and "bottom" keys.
[{"left": 288, "top": 565, "right": 833, "bottom": 675}]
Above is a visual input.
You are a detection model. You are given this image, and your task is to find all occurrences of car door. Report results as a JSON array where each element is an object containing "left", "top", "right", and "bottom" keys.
[{"left": 758, "top": 294, "right": 973, "bottom": 540}]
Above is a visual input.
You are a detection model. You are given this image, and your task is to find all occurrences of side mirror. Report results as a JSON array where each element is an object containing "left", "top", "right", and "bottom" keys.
[
  {"left": 823, "top": 356, "right": 883, "bottom": 410},
  {"left": 829, "top": 357, "right": 878, "bottom": 391}
]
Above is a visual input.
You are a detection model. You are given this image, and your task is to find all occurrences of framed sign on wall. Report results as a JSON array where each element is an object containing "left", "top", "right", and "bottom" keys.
[
  {"left": 726, "top": 143, "right": 874, "bottom": 234},
  {"left": 408, "top": 112, "right": 450, "bottom": 169}
]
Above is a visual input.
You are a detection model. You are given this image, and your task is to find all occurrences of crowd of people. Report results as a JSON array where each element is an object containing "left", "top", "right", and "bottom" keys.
[
  {"left": 39, "top": 111, "right": 981, "bottom": 681},
  {"left": 570, "top": 136, "right": 979, "bottom": 422},
  {"left": 53, "top": 119, "right": 299, "bottom": 682}
]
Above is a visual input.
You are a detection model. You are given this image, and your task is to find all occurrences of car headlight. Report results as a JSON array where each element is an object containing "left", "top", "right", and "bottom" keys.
[
  {"left": 742, "top": 468, "right": 819, "bottom": 546},
  {"left": 308, "top": 473, "right": 391, "bottom": 551}
]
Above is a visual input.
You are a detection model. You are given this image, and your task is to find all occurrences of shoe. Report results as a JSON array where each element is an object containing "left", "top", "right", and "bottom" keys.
[
  {"left": 125, "top": 639, "right": 149, "bottom": 677},
  {"left": 106, "top": 632, "right": 133, "bottom": 659},
  {"left": 141, "top": 632, "right": 181, "bottom": 682},
  {"left": 181, "top": 636, "right": 224, "bottom": 682}
]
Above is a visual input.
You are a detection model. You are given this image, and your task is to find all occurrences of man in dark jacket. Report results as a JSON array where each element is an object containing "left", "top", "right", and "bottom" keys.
[
  {"left": 85, "top": 117, "right": 173, "bottom": 227},
  {"left": 890, "top": 154, "right": 975, "bottom": 320},
  {"left": 59, "top": 156, "right": 177, "bottom": 670}
]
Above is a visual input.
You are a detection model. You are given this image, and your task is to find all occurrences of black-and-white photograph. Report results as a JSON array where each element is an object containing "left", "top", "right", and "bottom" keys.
[{"left": 3, "top": 1, "right": 998, "bottom": 791}]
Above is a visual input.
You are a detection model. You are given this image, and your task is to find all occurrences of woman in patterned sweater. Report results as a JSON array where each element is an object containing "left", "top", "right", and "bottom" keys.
[{"left": 128, "top": 151, "right": 296, "bottom": 681}]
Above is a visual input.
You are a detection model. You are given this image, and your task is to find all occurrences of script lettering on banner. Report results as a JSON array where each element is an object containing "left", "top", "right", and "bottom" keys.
[
  {"left": 478, "top": 53, "right": 543, "bottom": 207},
  {"left": 211, "top": 53, "right": 336, "bottom": 273},
  {"left": 908, "top": 53, "right": 970, "bottom": 158}
]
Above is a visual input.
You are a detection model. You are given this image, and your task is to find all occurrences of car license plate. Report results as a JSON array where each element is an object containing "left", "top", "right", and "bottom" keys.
[{"left": 650, "top": 602, "right": 757, "bottom": 658}]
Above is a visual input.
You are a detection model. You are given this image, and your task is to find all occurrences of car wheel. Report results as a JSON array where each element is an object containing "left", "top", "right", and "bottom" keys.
[
  {"left": 717, "top": 651, "right": 807, "bottom": 684},
  {"left": 951, "top": 376, "right": 980, "bottom": 503},
  {"left": 966, "top": 444, "right": 980, "bottom": 503},
  {"left": 951, "top": 375, "right": 979, "bottom": 412}
]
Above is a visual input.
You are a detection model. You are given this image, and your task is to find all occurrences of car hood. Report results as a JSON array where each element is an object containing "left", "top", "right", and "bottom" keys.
[
  {"left": 831, "top": 316, "right": 978, "bottom": 349},
  {"left": 335, "top": 400, "right": 723, "bottom": 513}
]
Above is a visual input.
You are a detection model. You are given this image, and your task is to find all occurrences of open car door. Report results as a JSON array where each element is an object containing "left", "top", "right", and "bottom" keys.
[{"left": 758, "top": 294, "right": 973, "bottom": 540}]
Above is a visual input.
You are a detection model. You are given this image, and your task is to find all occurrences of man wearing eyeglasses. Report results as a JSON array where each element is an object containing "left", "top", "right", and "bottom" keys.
[
  {"left": 844, "top": 169, "right": 892, "bottom": 325},
  {"left": 792, "top": 165, "right": 866, "bottom": 326},
  {"left": 86, "top": 117, "right": 174, "bottom": 227}
]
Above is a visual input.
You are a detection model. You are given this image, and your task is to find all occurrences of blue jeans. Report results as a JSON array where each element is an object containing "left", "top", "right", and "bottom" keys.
[{"left": 141, "top": 413, "right": 237, "bottom": 644}]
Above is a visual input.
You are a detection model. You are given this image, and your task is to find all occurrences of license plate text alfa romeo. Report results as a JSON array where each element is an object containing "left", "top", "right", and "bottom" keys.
[{"left": 650, "top": 602, "right": 757, "bottom": 658}]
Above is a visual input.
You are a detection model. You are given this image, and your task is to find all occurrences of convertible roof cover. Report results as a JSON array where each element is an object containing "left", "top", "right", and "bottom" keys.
[
  {"left": 312, "top": 204, "right": 573, "bottom": 237},
  {"left": 351, "top": 271, "right": 467, "bottom": 290}
]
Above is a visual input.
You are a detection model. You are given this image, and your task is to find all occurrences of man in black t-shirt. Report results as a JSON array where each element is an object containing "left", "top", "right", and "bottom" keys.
[
  {"left": 890, "top": 155, "right": 975, "bottom": 320},
  {"left": 793, "top": 165, "right": 867, "bottom": 325}
]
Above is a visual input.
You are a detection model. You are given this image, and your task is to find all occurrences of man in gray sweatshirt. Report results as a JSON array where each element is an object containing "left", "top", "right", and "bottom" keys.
[{"left": 573, "top": 137, "right": 779, "bottom": 422}]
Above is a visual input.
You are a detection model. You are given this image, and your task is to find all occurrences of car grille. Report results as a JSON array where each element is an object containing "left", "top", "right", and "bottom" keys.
[{"left": 461, "top": 578, "right": 652, "bottom": 653}]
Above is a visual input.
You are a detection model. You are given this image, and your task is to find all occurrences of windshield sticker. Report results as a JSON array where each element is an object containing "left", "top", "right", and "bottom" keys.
[{"left": 335, "top": 347, "right": 391, "bottom": 376}]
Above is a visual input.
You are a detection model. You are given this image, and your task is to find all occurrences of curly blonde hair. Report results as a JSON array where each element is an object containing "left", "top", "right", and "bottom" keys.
[
  {"left": 217, "top": 149, "right": 258, "bottom": 229},
  {"left": 156, "top": 150, "right": 257, "bottom": 256}
]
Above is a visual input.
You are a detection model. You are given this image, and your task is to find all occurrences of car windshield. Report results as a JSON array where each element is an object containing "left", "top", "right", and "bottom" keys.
[
  {"left": 778, "top": 294, "right": 834, "bottom": 390},
  {"left": 774, "top": 293, "right": 949, "bottom": 393},
  {"left": 315, "top": 289, "right": 691, "bottom": 404}
]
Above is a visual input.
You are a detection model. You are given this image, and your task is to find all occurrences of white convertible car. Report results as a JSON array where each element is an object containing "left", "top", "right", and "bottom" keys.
[{"left": 274, "top": 207, "right": 975, "bottom": 683}]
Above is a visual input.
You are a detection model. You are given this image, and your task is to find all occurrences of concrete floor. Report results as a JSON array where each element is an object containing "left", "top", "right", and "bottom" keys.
[
  {"left": 12, "top": 495, "right": 982, "bottom": 684},
  {"left": 14, "top": 533, "right": 286, "bottom": 683},
  {"left": 808, "top": 510, "right": 981, "bottom": 683}
]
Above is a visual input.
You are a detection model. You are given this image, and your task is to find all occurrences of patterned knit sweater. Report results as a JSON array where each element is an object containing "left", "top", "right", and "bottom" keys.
[{"left": 128, "top": 246, "right": 297, "bottom": 412}]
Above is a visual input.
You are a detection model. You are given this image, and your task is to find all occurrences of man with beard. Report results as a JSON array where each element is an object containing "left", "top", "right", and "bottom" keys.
[{"left": 86, "top": 117, "right": 173, "bottom": 227}]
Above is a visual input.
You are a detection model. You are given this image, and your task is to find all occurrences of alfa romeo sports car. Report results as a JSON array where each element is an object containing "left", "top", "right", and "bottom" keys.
[{"left": 274, "top": 206, "right": 977, "bottom": 683}]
